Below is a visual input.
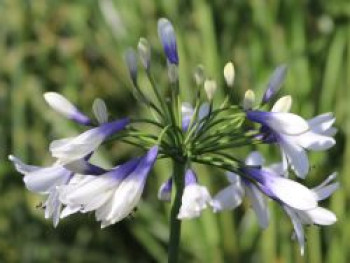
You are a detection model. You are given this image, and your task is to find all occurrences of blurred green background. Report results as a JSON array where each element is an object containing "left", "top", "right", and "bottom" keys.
[{"left": 1, "top": 0, "right": 350, "bottom": 262}]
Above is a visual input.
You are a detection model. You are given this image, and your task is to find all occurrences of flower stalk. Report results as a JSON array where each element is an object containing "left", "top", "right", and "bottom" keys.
[{"left": 168, "top": 160, "right": 186, "bottom": 263}]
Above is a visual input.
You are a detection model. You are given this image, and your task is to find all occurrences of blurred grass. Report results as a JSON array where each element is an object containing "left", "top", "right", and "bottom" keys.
[{"left": 0, "top": 0, "right": 350, "bottom": 262}]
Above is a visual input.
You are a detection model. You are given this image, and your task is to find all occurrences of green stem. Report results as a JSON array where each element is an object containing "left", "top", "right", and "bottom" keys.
[{"left": 168, "top": 160, "right": 186, "bottom": 263}]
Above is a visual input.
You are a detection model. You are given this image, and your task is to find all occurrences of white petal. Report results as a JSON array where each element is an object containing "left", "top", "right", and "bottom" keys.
[
  {"left": 245, "top": 151, "right": 265, "bottom": 166},
  {"left": 50, "top": 130, "right": 104, "bottom": 164},
  {"left": 266, "top": 175, "right": 317, "bottom": 210},
  {"left": 210, "top": 184, "right": 244, "bottom": 212},
  {"left": 271, "top": 95, "right": 292, "bottom": 113},
  {"left": 313, "top": 182, "right": 339, "bottom": 201},
  {"left": 279, "top": 138, "right": 309, "bottom": 179},
  {"left": 105, "top": 175, "right": 146, "bottom": 223},
  {"left": 177, "top": 184, "right": 211, "bottom": 219},
  {"left": 267, "top": 112, "right": 309, "bottom": 135},
  {"left": 245, "top": 184, "right": 269, "bottom": 229},
  {"left": 266, "top": 162, "right": 286, "bottom": 177},
  {"left": 44, "top": 92, "right": 78, "bottom": 118},
  {"left": 60, "top": 205, "right": 81, "bottom": 218},
  {"left": 225, "top": 172, "right": 241, "bottom": 184},
  {"left": 305, "top": 207, "right": 337, "bottom": 225},
  {"left": 308, "top": 113, "right": 334, "bottom": 129},
  {"left": 23, "top": 166, "right": 71, "bottom": 194},
  {"left": 59, "top": 175, "right": 117, "bottom": 205},
  {"left": 294, "top": 131, "right": 335, "bottom": 151},
  {"left": 8, "top": 155, "right": 40, "bottom": 173},
  {"left": 92, "top": 98, "right": 108, "bottom": 124},
  {"left": 284, "top": 206, "right": 305, "bottom": 256}
]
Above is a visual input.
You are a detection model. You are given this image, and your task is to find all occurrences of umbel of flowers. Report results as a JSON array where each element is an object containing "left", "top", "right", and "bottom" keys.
[{"left": 10, "top": 18, "right": 338, "bottom": 262}]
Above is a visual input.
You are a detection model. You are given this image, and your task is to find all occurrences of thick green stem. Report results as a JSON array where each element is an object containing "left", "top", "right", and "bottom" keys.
[{"left": 168, "top": 160, "right": 186, "bottom": 263}]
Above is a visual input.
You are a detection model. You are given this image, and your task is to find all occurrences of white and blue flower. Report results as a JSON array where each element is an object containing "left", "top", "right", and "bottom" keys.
[
  {"left": 177, "top": 169, "right": 212, "bottom": 219},
  {"left": 211, "top": 151, "right": 269, "bottom": 228},
  {"left": 59, "top": 146, "right": 159, "bottom": 228},
  {"left": 247, "top": 96, "right": 336, "bottom": 178},
  {"left": 8, "top": 155, "right": 105, "bottom": 227}
]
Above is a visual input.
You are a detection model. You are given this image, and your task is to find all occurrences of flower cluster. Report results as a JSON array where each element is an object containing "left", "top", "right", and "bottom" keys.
[{"left": 10, "top": 18, "right": 338, "bottom": 256}]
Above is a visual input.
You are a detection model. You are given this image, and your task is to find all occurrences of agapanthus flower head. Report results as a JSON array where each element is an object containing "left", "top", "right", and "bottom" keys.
[
  {"left": 157, "top": 18, "right": 179, "bottom": 65},
  {"left": 9, "top": 18, "right": 339, "bottom": 260},
  {"left": 44, "top": 92, "right": 92, "bottom": 126}
]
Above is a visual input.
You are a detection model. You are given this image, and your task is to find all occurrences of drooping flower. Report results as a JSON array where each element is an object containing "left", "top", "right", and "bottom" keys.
[
  {"left": 44, "top": 92, "right": 92, "bottom": 126},
  {"left": 283, "top": 173, "right": 338, "bottom": 255},
  {"left": 8, "top": 155, "right": 105, "bottom": 227},
  {"left": 59, "top": 146, "right": 159, "bottom": 228},
  {"left": 49, "top": 118, "right": 129, "bottom": 165},
  {"left": 211, "top": 152, "right": 269, "bottom": 228},
  {"left": 177, "top": 169, "right": 212, "bottom": 219},
  {"left": 247, "top": 96, "right": 336, "bottom": 178}
]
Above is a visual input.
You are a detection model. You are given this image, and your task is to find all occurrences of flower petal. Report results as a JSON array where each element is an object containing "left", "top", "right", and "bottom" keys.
[
  {"left": 92, "top": 98, "right": 108, "bottom": 124},
  {"left": 210, "top": 184, "right": 244, "bottom": 212},
  {"left": 247, "top": 111, "right": 309, "bottom": 135},
  {"left": 279, "top": 138, "right": 309, "bottom": 178},
  {"left": 284, "top": 206, "right": 305, "bottom": 256},
  {"left": 245, "top": 183, "right": 269, "bottom": 229},
  {"left": 305, "top": 207, "right": 337, "bottom": 225},
  {"left": 271, "top": 95, "right": 292, "bottom": 113},
  {"left": 245, "top": 151, "right": 265, "bottom": 166},
  {"left": 293, "top": 131, "right": 335, "bottom": 151}
]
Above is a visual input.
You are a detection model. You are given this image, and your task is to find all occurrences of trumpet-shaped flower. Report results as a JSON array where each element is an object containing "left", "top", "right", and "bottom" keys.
[
  {"left": 50, "top": 118, "right": 129, "bottom": 165},
  {"left": 211, "top": 152, "right": 269, "bottom": 228},
  {"left": 8, "top": 155, "right": 104, "bottom": 227},
  {"left": 177, "top": 169, "right": 212, "bottom": 219},
  {"left": 44, "top": 92, "right": 92, "bottom": 126},
  {"left": 59, "top": 146, "right": 158, "bottom": 228},
  {"left": 247, "top": 96, "right": 336, "bottom": 178},
  {"left": 283, "top": 173, "right": 339, "bottom": 255}
]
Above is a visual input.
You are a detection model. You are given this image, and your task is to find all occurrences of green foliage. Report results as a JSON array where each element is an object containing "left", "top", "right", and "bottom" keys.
[{"left": 0, "top": 0, "right": 349, "bottom": 262}]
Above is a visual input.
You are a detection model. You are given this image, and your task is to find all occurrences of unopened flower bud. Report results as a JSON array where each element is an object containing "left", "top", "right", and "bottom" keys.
[
  {"left": 262, "top": 64, "right": 288, "bottom": 103},
  {"left": 223, "top": 61, "right": 235, "bottom": 87},
  {"left": 157, "top": 18, "right": 179, "bottom": 65},
  {"left": 124, "top": 48, "right": 138, "bottom": 85},
  {"left": 204, "top": 79, "right": 217, "bottom": 101},
  {"left": 137, "top": 37, "right": 151, "bottom": 71},
  {"left": 194, "top": 65, "right": 205, "bottom": 86},
  {"left": 243, "top": 89, "right": 255, "bottom": 110}
]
